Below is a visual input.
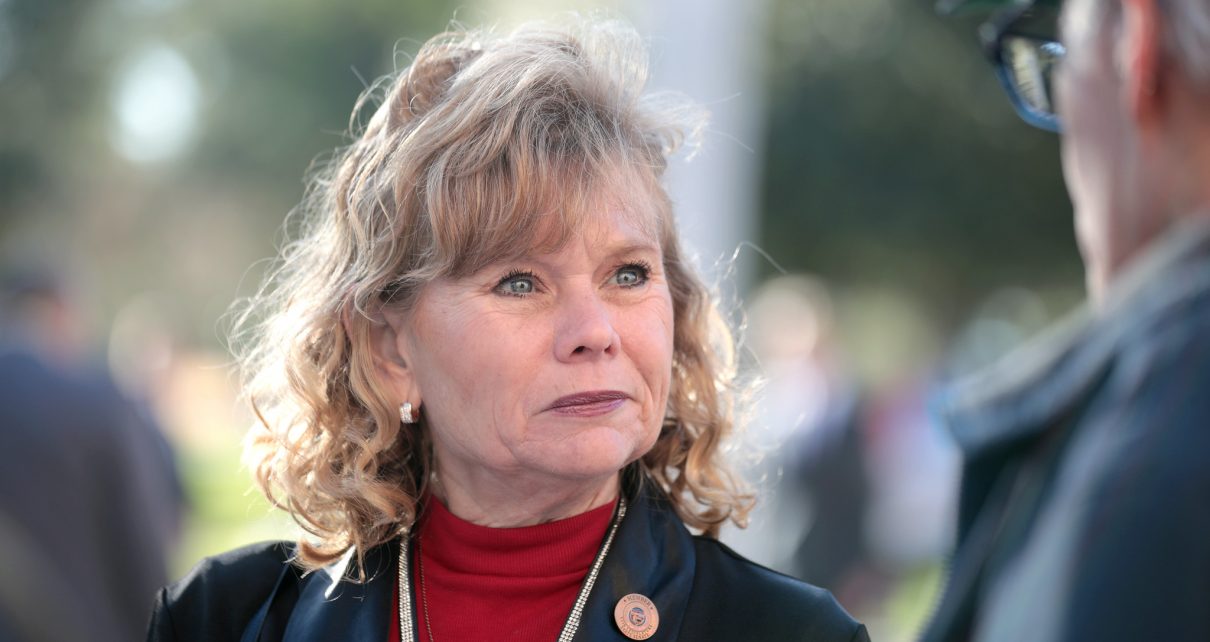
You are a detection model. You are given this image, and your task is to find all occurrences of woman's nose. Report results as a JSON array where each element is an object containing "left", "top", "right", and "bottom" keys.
[{"left": 554, "top": 289, "right": 619, "bottom": 361}]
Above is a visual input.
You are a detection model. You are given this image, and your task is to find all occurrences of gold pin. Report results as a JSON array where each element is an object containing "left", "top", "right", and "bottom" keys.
[{"left": 614, "top": 593, "right": 659, "bottom": 640}]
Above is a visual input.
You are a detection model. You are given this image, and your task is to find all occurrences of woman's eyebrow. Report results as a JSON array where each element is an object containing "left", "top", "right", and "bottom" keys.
[{"left": 602, "top": 241, "right": 661, "bottom": 259}]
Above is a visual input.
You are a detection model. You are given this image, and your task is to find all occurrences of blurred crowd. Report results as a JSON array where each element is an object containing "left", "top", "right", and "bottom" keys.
[{"left": 721, "top": 272, "right": 1076, "bottom": 641}]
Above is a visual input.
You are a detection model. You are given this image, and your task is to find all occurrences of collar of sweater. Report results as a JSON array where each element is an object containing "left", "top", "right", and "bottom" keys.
[{"left": 417, "top": 495, "right": 617, "bottom": 580}]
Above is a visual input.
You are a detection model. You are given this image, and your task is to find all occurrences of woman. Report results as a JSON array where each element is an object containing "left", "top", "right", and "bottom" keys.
[{"left": 148, "top": 18, "right": 869, "bottom": 642}]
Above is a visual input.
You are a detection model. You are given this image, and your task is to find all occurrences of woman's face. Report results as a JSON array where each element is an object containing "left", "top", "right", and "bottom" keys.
[{"left": 385, "top": 196, "right": 674, "bottom": 490}]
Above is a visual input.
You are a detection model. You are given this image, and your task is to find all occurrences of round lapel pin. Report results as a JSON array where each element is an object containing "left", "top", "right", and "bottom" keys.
[{"left": 614, "top": 593, "right": 659, "bottom": 640}]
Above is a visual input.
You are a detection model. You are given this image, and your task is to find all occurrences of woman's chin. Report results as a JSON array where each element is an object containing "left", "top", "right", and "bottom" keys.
[{"left": 516, "top": 425, "right": 655, "bottom": 481}]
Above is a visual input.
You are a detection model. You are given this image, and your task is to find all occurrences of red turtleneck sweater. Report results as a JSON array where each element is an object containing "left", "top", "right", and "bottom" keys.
[{"left": 388, "top": 497, "right": 617, "bottom": 642}]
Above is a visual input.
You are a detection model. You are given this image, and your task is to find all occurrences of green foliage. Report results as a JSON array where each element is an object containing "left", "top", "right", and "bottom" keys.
[
  {"left": 761, "top": 0, "right": 1082, "bottom": 326},
  {"left": 173, "top": 437, "right": 290, "bottom": 580}
]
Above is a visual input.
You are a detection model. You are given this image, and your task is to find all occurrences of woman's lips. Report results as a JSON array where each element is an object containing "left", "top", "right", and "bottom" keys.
[{"left": 546, "top": 390, "right": 629, "bottom": 417}]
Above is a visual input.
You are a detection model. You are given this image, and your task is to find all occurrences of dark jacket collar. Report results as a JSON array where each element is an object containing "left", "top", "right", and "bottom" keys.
[
  {"left": 939, "top": 217, "right": 1210, "bottom": 459},
  {"left": 279, "top": 541, "right": 396, "bottom": 641},
  {"left": 270, "top": 478, "right": 696, "bottom": 642},
  {"left": 920, "top": 216, "right": 1210, "bottom": 642},
  {"left": 571, "top": 480, "right": 695, "bottom": 641}
]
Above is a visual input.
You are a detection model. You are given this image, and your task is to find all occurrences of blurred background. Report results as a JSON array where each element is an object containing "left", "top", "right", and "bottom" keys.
[{"left": 0, "top": 0, "right": 1082, "bottom": 640}]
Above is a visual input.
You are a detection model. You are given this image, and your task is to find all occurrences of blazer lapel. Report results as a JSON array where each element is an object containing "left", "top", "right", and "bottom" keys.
[
  {"left": 572, "top": 483, "right": 695, "bottom": 642},
  {"left": 281, "top": 542, "right": 396, "bottom": 642}
]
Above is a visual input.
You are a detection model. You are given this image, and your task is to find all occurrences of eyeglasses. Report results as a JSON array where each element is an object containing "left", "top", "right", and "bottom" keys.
[{"left": 980, "top": 2, "right": 1066, "bottom": 133}]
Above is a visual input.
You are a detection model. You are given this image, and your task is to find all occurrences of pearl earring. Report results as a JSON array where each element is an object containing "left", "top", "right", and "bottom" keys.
[{"left": 400, "top": 402, "right": 418, "bottom": 424}]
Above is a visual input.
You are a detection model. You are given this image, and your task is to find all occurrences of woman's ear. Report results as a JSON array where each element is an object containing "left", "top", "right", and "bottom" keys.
[{"left": 347, "top": 298, "right": 421, "bottom": 405}]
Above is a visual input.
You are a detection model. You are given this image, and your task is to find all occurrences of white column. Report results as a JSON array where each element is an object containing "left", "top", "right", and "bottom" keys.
[{"left": 629, "top": 0, "right": 769, "bottom": 289}]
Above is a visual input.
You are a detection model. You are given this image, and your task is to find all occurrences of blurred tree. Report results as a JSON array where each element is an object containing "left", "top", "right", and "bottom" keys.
[
  {"left": 760, "top": 0, "right": 1082, "bottom": 327},
  {"left": 0, "top": 0, "right": 454, "bottom": 346},
  {"left": 0, "top": 0, "right": 102, "bottom": 230}
]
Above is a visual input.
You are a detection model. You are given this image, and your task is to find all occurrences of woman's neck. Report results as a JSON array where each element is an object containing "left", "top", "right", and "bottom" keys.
[{"left": 429, "top": 463, "right": 620, "bottom": 528}]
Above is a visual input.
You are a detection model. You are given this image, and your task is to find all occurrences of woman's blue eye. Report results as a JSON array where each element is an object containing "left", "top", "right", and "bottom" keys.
[
  {"left": 508, "top": 278, "right": 534, "bottom": 294},
  {"left": 614, "top": 264, "right": 649, "bottom": 287},
  {"left": 496, "top": 272, "right": 536, "bottom": 296}
]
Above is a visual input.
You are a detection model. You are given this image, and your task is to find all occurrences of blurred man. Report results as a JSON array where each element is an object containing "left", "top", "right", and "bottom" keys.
[
  {"left": 734, "top": 275, "right": 873, "bottom": 600},
  {"left": 0, "top": 269, "right": 182, "bottom": 642},
  {"left": 923, "top": 0, "right": 1210, "bottom": 640}
]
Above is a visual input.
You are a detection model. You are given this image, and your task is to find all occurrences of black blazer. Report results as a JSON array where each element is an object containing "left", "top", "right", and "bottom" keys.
[{"left": 148, "top": 483, "right": 869, "bottom": 642}]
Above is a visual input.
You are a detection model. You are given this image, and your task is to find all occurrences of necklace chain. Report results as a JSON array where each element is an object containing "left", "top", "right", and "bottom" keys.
[
  {"left": 397, "top": 496, "right": 628, "bottom": 642},
  {"left": 417, "top": 536, "right": 437, "bottom": 642}
]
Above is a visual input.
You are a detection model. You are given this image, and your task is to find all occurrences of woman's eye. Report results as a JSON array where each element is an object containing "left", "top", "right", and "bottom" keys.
[
  {"left": 613, "top": 264, "right": 650, "bottom": 287},
  {"left": 496, "top": 272, "right": 537, "bottom": 296}
]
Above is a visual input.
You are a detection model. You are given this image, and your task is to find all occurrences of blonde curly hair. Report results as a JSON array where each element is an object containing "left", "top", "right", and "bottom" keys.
[{"left": 234, "top": 17, "right": 753, "bottom": 575}]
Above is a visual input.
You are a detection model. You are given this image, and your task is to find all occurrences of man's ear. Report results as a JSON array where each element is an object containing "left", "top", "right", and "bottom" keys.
[
  {"left": 1119, "top": 0, "right": 1165, "bottom": 127},
  {"left": 346, "top": 298, "right": 421, "bottom": 406}
]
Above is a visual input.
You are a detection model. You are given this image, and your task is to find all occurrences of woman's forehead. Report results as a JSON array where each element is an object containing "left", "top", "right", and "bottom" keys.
[{"left": 498, "top": 200, "right": 663, "bottom": 263}]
